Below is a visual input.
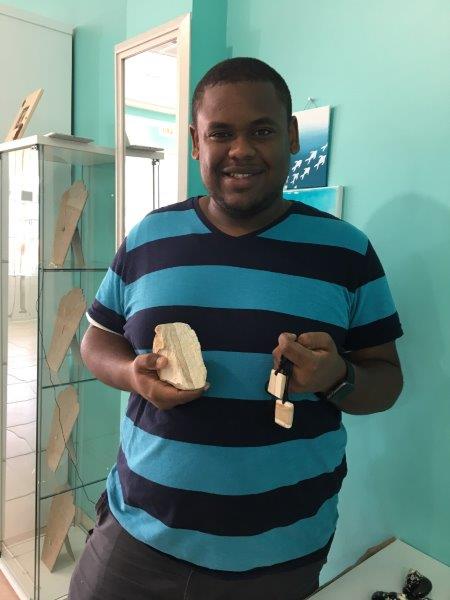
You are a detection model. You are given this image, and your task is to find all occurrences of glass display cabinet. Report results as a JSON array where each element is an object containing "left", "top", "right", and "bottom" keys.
[{"left": 0, "top": 136, "right": 122, "bottom": 599}]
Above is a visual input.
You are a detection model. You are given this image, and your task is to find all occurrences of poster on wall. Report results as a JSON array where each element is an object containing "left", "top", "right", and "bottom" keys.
[
  {"left": 284, "top": 106, "right": 330, "bottom": 190},
  {"left": 283, "top": 185, "right": 343, "bottom": 218}
]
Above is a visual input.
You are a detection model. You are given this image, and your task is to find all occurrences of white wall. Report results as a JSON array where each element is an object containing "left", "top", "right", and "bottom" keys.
[{"left": 0, "top": 4, "right": 72, "bottom": 140}]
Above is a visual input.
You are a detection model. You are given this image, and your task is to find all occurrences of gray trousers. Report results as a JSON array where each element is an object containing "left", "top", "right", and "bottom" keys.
[{"left": 68, "top": 492, "right": 325, "bottom": 600}]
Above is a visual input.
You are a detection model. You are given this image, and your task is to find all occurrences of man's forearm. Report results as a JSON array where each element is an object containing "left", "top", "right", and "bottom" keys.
[
  {"left": 328, "top": 359, "right": 403, "bottom": 415},
  {"left": 80, "top": 325, "right": 136, "bottom": 392},
  {"left": 81, "top": 325, "right": 206, "bottom": 410}
]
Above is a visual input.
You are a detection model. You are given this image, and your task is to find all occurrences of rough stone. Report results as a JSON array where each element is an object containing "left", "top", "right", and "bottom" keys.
[{"left": 153, "top": 323, "right": 207, "bottom": 390}]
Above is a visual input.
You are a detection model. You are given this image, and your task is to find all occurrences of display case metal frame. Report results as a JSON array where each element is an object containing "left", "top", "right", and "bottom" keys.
[{"left": 0, "top": 136, "right": 118, "bottom": 600}]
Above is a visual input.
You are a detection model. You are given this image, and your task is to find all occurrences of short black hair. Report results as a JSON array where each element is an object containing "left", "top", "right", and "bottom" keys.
[{"left": 191, "top": 57, "right": 292, "bottom": 125}]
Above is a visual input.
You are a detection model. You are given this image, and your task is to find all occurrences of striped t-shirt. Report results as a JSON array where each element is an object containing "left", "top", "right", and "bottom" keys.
[{"left": 87, "top": 196, "right": 402, "bottom": 573}]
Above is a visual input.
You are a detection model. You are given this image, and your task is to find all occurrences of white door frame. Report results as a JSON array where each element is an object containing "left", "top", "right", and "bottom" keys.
[{"left": 115, "top": 13, "right": 191, "bottom": 247}]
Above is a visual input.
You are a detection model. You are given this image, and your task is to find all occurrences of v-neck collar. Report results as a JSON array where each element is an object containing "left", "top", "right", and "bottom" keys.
[{"left": 192, "top": 196, "right": 295, "bottom": 240}]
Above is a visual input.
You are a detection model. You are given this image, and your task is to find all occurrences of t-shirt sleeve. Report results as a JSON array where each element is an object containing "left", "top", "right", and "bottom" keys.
[
  {"left": 345, "top": 240, "right": 403, "bottom": 351},
  {"left": 87, "top": 239, "right": 127, "bottom": 335}
]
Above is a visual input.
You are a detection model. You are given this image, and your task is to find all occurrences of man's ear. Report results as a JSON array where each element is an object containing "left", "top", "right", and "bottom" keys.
[
  {"left": 189, "top": 124, "right": 199, "bottom": 160},
  {"left": 289, "top": 116, "right": 300, "bottom": 154}
]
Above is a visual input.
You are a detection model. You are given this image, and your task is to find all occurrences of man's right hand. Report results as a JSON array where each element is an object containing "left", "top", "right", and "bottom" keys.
[
  {"left": 128, "top": 352, "right": 208, "bottom": 410},
  {"left": 81, "top": 325, "right": 207, "bottom": 410}
]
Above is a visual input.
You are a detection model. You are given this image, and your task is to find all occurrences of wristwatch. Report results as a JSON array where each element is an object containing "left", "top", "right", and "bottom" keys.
[{"left": 317, "top": 358, "right": 355, "bottom": 403}]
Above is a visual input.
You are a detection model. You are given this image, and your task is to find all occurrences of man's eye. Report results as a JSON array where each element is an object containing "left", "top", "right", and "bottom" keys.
[
  {"left": 209, "top": 131, "right": 231, "bottom": 139},
  {"left": 254, "top": 128, "right": 274, "bottom": 137}
]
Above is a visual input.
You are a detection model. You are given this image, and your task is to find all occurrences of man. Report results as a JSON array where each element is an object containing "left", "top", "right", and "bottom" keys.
[{"left": 69, "top": 58, "right": 403, "bottom": 600}]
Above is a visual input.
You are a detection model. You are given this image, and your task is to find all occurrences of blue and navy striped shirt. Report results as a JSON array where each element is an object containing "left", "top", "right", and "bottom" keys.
[{"left": 88, "top": 196, "right": 402, "bottom": 573}]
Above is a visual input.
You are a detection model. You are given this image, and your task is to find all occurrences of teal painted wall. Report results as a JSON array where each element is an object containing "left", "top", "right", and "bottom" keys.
[
  {"left": 126, "top": 0, "right": 192, "bottom": 38},
  {"left": 125, "top": 106, "right": 175, "bottom": 123},
  {"left": 227, "top": 0, "right": 450, "bottom": 579},
  {"left": 71, "top": 1, "right": 126, "bottom": 147},
  {"left": 188, "top": 0, "right": 229, "bottom": 195}
]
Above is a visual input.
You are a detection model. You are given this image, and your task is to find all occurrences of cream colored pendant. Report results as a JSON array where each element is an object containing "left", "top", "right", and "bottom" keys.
[
  {"left": 274, "top": 399, "right": 294, "bottom": 429},
  {"left": 268, "top": 368, "right": 294, "bottom": 428},
  {"left": 267, "top": 368, "right": 287, "bottom": 398}
]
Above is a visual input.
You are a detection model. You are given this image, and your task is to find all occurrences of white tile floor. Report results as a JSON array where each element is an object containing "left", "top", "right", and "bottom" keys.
[
  {"left": 2, "top": 319, "right": 81, "bottom": 599},
  {"left": 5, "top": 453, "right": 36, "bottom": 501},
  {"left": 5, "top": 428, "right": 34, "bottom": 458},
  {"left": 2, "top": 524, "right": 88, "bottom": 600},
  {"left": 7, "top": 399, "right": 36, "bottom": 428},
  {"left": 7, "top": 382, "right": 37, "bottom": 404},
  {"left": 5, "top": 320, "right": 38, "bottom": 525}
]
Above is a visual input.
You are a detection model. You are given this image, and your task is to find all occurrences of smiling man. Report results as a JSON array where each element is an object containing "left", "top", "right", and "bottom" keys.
[
  {"left": 69, "top": 58, "right": 403, "bottom": 600},
  {"left": 191, "top": 75, "right": 299, "bottom": 232}
]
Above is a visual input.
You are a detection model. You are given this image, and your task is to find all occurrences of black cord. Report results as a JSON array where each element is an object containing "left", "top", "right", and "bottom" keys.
[
  {"left": 266, "top": 355, "right": 293, "bottom": 404},
  {"left": 277, "top": 356, "right": 293, "bottom": 403}
]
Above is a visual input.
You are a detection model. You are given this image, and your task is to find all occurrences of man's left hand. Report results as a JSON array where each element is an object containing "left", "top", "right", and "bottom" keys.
[{"left": 273, "top": 332, "right": 347, "bottom": 394}]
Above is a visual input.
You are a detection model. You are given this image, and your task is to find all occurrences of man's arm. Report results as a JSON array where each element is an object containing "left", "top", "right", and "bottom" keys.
[
  {"left": 338, "top": 341, "right": 403, "bottom": 414},
  {"left": 274, "top": 333, "right": 403, "bottom": 415},
  {"left": 81, "top": 325, "right": 208, "bottom": 410}
]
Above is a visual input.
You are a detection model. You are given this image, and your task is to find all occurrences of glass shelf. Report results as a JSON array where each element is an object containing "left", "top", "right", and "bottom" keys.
[
  {"left": 41, "top": 378, "right": 96, "bottom": 391},
  {"left": 42, "top": 268, "right": 107, "bottom": 272}
]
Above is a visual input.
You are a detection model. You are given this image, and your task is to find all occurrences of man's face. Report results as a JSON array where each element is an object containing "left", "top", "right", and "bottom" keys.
[{"left": 190, "top": 81, "right": 299, "bottom": 217}]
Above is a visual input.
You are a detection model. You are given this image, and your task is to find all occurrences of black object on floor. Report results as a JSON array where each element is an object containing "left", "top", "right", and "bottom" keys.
[
  {"left": 402, "top": 569, "right": 433, "bottom": 598},
  {"left": 371, "top": 568, "right": 433, "bottom": 600}
]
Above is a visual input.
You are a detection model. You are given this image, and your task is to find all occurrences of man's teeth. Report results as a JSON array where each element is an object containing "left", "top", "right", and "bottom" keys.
[{"left": 228, "top": 173, "right": 253, "bottom": 178}]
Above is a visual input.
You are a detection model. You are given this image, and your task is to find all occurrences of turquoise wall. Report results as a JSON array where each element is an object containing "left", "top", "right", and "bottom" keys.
[
  {"left": 188, "top": 0, "right": 229, "bottom": 195},
  {"left": 125, "top": 106, "right": 175, "bottom": 123},
  {"left": 126, "top": 0, "right": 192, "bottom": 37},
  {"left": 71, "top": 1, "right": 126, "bottom": 147},
  {"left": 227, "top": 0, "right": 450, "bottom": 579}
]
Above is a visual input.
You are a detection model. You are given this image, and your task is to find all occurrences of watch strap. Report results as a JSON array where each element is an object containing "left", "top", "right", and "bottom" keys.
[{"left": 318, "top": 358, "right": 355, "bottom": 402}]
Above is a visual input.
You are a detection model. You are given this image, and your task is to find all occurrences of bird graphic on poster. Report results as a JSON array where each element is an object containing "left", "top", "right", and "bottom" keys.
[
  {"left": 292, "top": 159, "right": 303, "bottom": 171},
  {"left": 314, "top": 155, "right": 326, "bottom": 170},
  {"left": 321, "top": 143, "right": 328, "bottom": 152},
  {"left": 292, "top": 172, "right": 299, "bottom": 184},
  {"left": 305, "top": 150, "right": 317, "bottom": 165},
  {"left": 300, "top": 167, "right": 310, "bottom": 180}
]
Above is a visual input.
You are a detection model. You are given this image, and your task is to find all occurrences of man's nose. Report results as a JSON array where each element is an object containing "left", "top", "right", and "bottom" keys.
[{"left": 228, "top": 135, "right": 257, "bottom": 160}]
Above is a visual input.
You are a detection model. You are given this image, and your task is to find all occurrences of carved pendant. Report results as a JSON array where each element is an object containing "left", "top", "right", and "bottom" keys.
[
  {"left": 267, "top": 368, "right": 287, "bottom": 399},
  {"left": 275, "top": 399, "right": 294, "bottom": 429}
]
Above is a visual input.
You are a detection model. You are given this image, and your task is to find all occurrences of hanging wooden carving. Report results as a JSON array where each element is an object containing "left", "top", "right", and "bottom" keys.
[
  {"left": 47, "top": 288, "right": 86, "bottom": 373},
  {"left": 41, "top": 489, "right": 76, "bottom": 572},
  {"left": 51, "top": 181, "right": 88, "bottom": 268},
  {"left": 47, "top": 386, "right": 80, "bottom": 472}
]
